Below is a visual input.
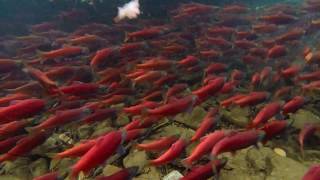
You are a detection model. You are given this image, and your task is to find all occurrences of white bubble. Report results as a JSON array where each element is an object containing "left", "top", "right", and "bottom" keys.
[{"left": 114, "top": 0, "right": 140, "bottom": 22}]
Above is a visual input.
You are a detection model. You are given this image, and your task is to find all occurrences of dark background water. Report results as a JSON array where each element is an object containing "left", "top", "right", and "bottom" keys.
[{"left": 0, "top": 0, "right": 300, "bottom": 36}]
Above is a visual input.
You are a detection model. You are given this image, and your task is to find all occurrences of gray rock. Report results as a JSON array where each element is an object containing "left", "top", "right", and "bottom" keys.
[
  {"left": 123, "top": 150, "right": 148, "bottom": 171},
  {"left": 77, "top": 124, "right": 93, "bottom": 139},
  {"left": 2, "top": 158, "right": 32, "bottom": 180},
  {"left": 220, "top": 147, "right": 308, "bottom": 180},
  {"left": 90, "top": 121, "right": 114, "bottom": 137},
  {"left": 290, "top": 109, "right": 320, "bottom": 129},
  {"left": 102, "top": 165, "right": 122, "bottom": 176},
  {"left": 220, "top": 106, "right": 250, "bottom": 127},
  {"left": 116, "top": 113, "right": 130, "bottom": 126},
  {"left": 156, "top": 124, "right": 194, "bottom": 140},
  {"left": 175, "top": 106, "right": 207, "bottom": 129},
  {"left": 30, "top": 158, "right": 48, "bottom": 178},
  {"left": 49, "top": 158, "right": 76, "bottom": 176},
  {"left": 133, "top": 166, "right": 161, "bottom": 180}
]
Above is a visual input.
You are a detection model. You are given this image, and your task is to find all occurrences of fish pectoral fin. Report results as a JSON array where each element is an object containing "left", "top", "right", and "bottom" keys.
[{"left": 116, "top": 145, "right": 126, "bottom": 155}]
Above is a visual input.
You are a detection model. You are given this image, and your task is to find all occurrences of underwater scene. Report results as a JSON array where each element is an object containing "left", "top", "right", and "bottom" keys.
[{"left": 1, "top": 0, "right": 320, "bottom": 179}]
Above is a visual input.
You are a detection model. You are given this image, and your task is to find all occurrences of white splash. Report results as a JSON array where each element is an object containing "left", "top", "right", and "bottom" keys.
[{"left": 114, "top": 0, "right": 141, "bottom": 22}]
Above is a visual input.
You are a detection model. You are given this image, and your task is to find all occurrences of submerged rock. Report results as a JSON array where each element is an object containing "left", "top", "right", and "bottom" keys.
[
  {"left": 163, "top": 170, "right": 184, "bottom": 180},
  {"left": 156, "top": 124, "right": 194, "bottom": 139},
  {"left": 220, "top": 146, "right": 308, "bottom": 180},
  {"left": 133, "top": 166, "right": 161, "bottom": 180},
  {"left": 123, "top": 150, "right": 148, "bottom": 171},
  {"left": 49, "top": 158, "right": 76, "bottom": 177},
  {"left": 2, "top": 158, "right": 32, "bottom": 180},
  {"left": 30, "top": 158, "right": 49, "bottom": 177},
  {"left": 102, "top": 164, "right": 122, "bottom": 176},
  {"left": 290, "top": 109, "right": 320, "bottom": 129},
  {"left": 116, "top": 113, "right": 130, "bottom": 126},
  {"left": 221, "top": 106, "right": 250, "bottom": 127},
  {"left": 77, "top": 124, "right": 93, "bottom": 139},
  {"left": 175, "top": 106, "right": 207, "bottom": 129}
]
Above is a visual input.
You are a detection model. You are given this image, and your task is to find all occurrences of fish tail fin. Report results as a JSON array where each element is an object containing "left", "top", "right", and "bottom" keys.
[
  {"left": 46, "top": 152, "right": 58, "bottom": 159},
  {"left": 181, "top": 158, "right": 192, "bottom": 169},
  {"left": 0, "top": 154, "right": 13, "bottom": 163},
  {"left": 300, "top": 145, "right": 305, "bottom": 159},
  {"left": 124, "top": 32, "right": 130, "bottom": 43},
  {"left": 25, "top": 126, "right": 37, "bottom": 133},
  {"left": 246, "top": 123, "right": 255, "bottom": 130}
]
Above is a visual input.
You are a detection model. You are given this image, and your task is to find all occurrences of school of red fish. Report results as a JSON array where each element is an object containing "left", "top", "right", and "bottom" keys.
[{"left": 2, "top": 0, "right": 320, "bottom": 179}]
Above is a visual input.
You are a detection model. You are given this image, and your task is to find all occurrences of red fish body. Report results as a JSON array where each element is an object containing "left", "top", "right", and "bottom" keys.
[
  {"left": 267, "top": 45, "right": 287, "bottom": 58},
  {"left": 275, "top": 28, "right": 304, "bottom": 44},
  {"left": 71, "top": 130, "right": 124, "bottom": 177},
  {"left": 274, "top": 86, "right": 292, "bottom": 98},
  {"left": 234, "top": 91, "right": 269, "bottom": 107},
  {"left": 260, "top": 120, "right": 288, "bottom": 142},
  {"left": 165, "top": 83, "right": 188, "bottom": 102},
  {"left": 211, "top": 130, "right": 264, "bottom": 158},
  {"left": 260, "top": 13, "right": 296, "bottom": 24},
  {"left": 192, "top": 77, "right": 225, "bottom": 102},
  {"left": 125, "top": 128, "right": 147, "bottom": 142},
  {"left": 281, "top": 65, "right": 300, "bottom": 78},
  {"left": 0, "top": 135, "right": 25, "bottom": 154},
  {"left": 41, "top": 46, "right": 84, "bottom": 60},
  {"left": 178, "top": 55, "right": 199, "bottom": 67},
  {"left": 133, "top": 71, "right": 164, "bottom": 84},
  {"left": 260, "top": 66, "right": 272, "bottom": 82},
  {"left": 230, "top": 69, "right": 244, "bottom": 81},
  {"left": 207, "top": 26, "right": 235, "bottom": 37},
  {"left": 147, "top": 95, "right": 197, "bottom": 117},
  {"left": 154, "top": 74, "right": 176, "bottom": 87},
  {"left": 253, "top": 24, "right": 277, "bottom": 34},
  {"left": 96, "top": 167, "right": 138, "bottom": 180},
  {"left": 136, "top": 136, "right": 179, "bottom": 151},
  {"left": 136, "top": 59, "right": 174, "bottom": 70},
  {"left": 123, "top": 117, "right": 159, "bottom": 131},
  {"left": 299, "top": 124, "right": 318, "bottom": 156},
  {"left": 123, "top": 101, "right": 159, "bottom": 115},
  {"left": 220, "top": 94, "right": 246, "bottom": 107},
  {"left": 0, "top": 130, "right": 48, "bottom": 162},
  {"left": 119, "top": 42, "right": 147, "bottom": 55},
  {"left": 82, "top": 108, "right": 117, "bottom": 124},
  {"left": 90, "top": 48, "right": 115, "bottom": 69},
  {"left": 282, "top": 96, "right": 305, "bottom": 115},
  {"left": 251, "top": 72, "right": 260, "bottom": 86},
  {"left": 126, "top": 28, "right": 165, "bottom": 41},
  {"left": 55, "top": 139, "right": 96, "bottom": 159},
  {"left": 302, "top": 165, "right": 320, "bottom": 180},
  {"left": 206, "top": 37, "right": 232, "bottom": 49},
  {"left": 0, "top": 59, "right": 22, "bottom": 74},
  {"left": 23, "top": 66, "right": 58, "bottom": 91},
  {"left": 191, "top": 108, "right": 218, "bottom": 142},
  {"left": 181, "top": 159, "right": 227, "bottom": 180},
  {"left": 205, "top": 63, "right": 227, "bottom": 75},
  {"left": 57, "top": 83, "right": 102, "bottom": 96},
  {"left": 184, "top": 130, "right": 226, "bottom": 166},
  {"left": 33, "top": 172, "right": 60, "bottom": 180},
  {"left": 31, "top": 107, "right": 91, "bottom": 131},
  {"left": 0, "top": 120, "right": 29, "bottom": 137},
  {"left": 0, "top": 98, "right": 45, "bottom": 124},
  {"left": 249, "top": 102, "right": 282, "bottom": 128},
  {"left": 298, "top": 71, "right": 320, "bottom": 81},
  {"left": 6, "top": 81, "right": 44, "bottom": 96},
  {"left": 234, "top": 40, "right": 256, "bottom": 49},
  {"left": 149, "top": 138, "right": 188, "bottom": 166},
  {"left": 219, "top": 81, "right": 236, "bottom": 94}
]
